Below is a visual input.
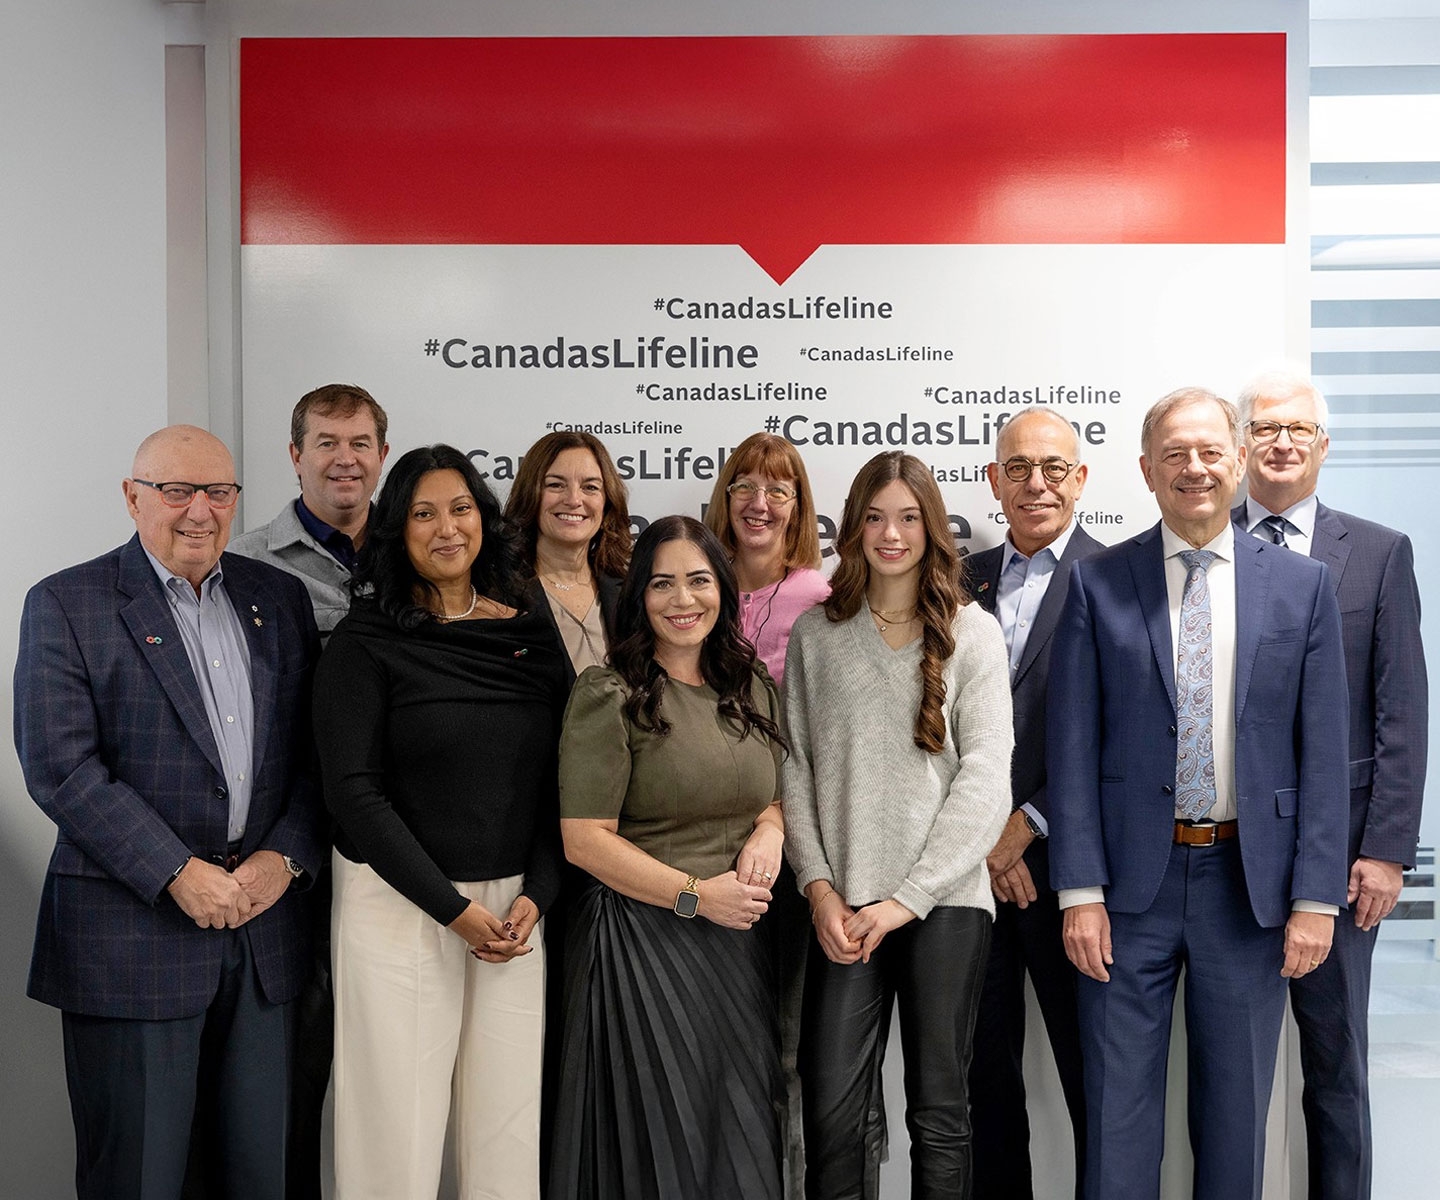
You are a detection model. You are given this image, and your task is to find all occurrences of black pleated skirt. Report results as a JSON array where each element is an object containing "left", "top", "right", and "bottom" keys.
[{"left": 548, "top": 880, "right": 784, "bottom": 1200}]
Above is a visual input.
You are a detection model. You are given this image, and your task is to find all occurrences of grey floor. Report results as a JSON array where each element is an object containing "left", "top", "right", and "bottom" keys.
[
  {"left": 1370, "top": 850, "right": 1440, "bottom": 1200},
  {"left": 314, "top": 857, "right": 1440, "bottom": 1200}
]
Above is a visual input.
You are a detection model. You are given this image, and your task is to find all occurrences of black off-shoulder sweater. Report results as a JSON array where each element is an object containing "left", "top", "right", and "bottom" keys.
[{"left": 313, "top": 599, "right": 569, "bottom": 925}]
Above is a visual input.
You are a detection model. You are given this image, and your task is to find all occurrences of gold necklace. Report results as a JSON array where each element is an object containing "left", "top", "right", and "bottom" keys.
[
  {"left": 543, "top": 572, "right": 592, "bottom": 594},
  {"left": 868, "top": 605, "right": 916, "bottom": 633}
]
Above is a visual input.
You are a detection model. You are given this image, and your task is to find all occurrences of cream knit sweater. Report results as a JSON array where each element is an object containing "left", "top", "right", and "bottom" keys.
[{"left": 781, "top": 602, "right": 1013, "bottom": 918}]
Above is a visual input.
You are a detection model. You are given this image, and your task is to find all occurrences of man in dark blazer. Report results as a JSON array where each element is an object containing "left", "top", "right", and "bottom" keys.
[
  {"left": 1049, "top": 388, "right": 1350, "bottom": 1200},
  {"left": 14, "top": 425, "right": 323, "bottom": 1200},
  {"left": 967, "top": 408, "right": 1101, "bottom": 1199},
  {"left": 1234, "top": 368, "right": 1427, "bottom": 1200}
]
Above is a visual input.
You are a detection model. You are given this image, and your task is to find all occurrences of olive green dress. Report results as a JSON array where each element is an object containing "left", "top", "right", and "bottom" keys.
[{"left": 550, "top": 665, "right": 785, "bottom": 1200}]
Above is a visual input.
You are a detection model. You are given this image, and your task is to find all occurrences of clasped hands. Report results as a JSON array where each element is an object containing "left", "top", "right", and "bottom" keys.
[
  {"left": 451, "top": 895, "right": 540, "bottom": 963},
  {"left": 167, "top": 850, "right": 294, "bottom": 930},
  {"left": 807, "top": 884, "right": 916, "bottom": 965}
]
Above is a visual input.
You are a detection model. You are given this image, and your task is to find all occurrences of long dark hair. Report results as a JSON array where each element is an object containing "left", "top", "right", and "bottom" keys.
[
  {"left": 610, "top": 515, "right": 784, "bottom": 747},
  {"left": 504, "top": 431, "right": 633, "bottom": 579},
  {"left": 825, "top": 451, "right": 966, "bottom": 754},
  {"left": 353, "top": 444, "right": 525, "bottom": 629}
]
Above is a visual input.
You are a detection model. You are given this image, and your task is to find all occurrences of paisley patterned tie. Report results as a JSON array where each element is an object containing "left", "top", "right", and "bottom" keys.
[{"left": 1175, "top": 550, "right": 1218, "bottom": 821}]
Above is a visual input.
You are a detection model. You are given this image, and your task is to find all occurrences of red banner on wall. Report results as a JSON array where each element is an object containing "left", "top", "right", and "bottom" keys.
[{"left": 241, "top": 34, "right": 1285, "bottom": 283}]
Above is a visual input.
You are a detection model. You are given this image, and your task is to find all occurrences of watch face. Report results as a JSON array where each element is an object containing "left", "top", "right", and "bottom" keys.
[{"left": 674, "top": 889, "right": 700, "bottom": 919}]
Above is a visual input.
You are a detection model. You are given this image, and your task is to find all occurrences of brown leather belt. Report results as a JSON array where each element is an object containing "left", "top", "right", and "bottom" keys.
[{"left": 1174, "top": 820, "right": 1237, "bottom": 847}]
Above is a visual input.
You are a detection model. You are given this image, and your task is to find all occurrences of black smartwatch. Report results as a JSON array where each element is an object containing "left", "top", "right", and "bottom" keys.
[
  {"left": 673, "top": 875, "right": 700, "bottom": 919},
  {"left": 1022, "top": 811, "right": 1045, "bottom": 839}
]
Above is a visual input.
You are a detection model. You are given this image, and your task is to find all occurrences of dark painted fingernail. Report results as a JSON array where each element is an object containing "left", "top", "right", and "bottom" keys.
[{"left": 509, "top": 930, "right": 519, "bottom": 940}]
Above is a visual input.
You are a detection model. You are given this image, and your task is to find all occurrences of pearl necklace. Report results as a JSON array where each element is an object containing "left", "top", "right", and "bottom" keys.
[{"left": 436, "top": 586, "right": 479, "bottom": 622}]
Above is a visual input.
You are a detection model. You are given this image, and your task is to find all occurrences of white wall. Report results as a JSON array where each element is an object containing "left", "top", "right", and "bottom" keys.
[{"left": 0, "top": 1, "right": 171, "bottom": 1195}]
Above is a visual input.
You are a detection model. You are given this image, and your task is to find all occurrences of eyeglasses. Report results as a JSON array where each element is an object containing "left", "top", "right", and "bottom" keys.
[
  {"left": 1152, "top": 443, "right": 1232, "bottom": 466},
  {"left": 727, "top": 480, "right": 797, "bottom": 504},
  {"left": 999, "top": 457, "right": 1078, "bottom": 484},
  {"left": 1157, "top": 447, "right": 1230, "bottom": 468},
  {"left": 1247, "top": 420, "right": 1322, "bottom": 446},
  {"left": 132, "top": 479, "right": 243, "bottom": 508}
]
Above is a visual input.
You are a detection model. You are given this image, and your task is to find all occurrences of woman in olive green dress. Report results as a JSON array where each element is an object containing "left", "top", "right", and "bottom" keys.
[{"left": 551, "top": 515, "right": 787, "bottom": 1200}]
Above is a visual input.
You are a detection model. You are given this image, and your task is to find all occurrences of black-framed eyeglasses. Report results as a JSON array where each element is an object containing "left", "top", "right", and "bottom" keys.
[
  {"left": 132, "top": 479, "right": 243, "bottom": 508},
  {"left": 1246, "top": 420, "right": 1322, "bottom": 446},
  {"left": 1000, "top": 457, "right": 1078, "bottom": 484},
  {"left": 727, "top": 480, "right": 797, "bottom": 504}
]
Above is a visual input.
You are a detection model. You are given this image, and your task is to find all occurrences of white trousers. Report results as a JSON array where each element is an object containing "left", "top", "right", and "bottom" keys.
[{"left": 331, "top": 854, "right": 544, "bottom": 1200}]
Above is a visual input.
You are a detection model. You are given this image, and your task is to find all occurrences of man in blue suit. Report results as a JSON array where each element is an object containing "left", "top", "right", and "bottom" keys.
[
  {"left": 1048, "top": 388, "right": 1350, "bottom": 1200},
  {"left": 14, "top": 425, "right": 323, "bottom": 1200},
  {"left": 1234, "top": 368, "right": 1427, "bottom": 1200},
  {"left": 967, "top": 408, "right": 1101, "bottom": 1199}
]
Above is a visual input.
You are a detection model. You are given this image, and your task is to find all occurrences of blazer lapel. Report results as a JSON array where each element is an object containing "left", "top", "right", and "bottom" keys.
[
  {"left": 223, "top": 555, "right": 278, "bottom": 780},
  {"left": 1012, "top": 532, "right": 1087, "bottom": 687},
  {"left": 1310, "top": 501, "right": 1351, "bottom": 592},
  {"left": 968, "top": 547, "right": 1002, "bottom": 616},
  {"left": 1232, "top": 533, "right": 1269, "bottom": 726},
  {"left": 1130, "top": 527, "right": 1176, "bottom": 713},
  {"left": 116, "top": 538, "right": 224, "bottom": 777}
]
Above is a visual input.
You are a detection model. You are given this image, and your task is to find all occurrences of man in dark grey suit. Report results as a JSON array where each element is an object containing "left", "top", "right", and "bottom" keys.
[
  {"left": 1235, "top": 368, "right": 1427, "bottom": 1200},
  {"left": 15, "top": 425, "right": 322, "bottom": 1200},
  {"left": 966, "top": 408, "right": 1100, "bottom": 1199}
]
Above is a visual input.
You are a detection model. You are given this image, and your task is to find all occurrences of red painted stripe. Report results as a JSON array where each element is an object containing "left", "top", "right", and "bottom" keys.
[{"left": 241, "top": 34, "right": 1286, "bottom": 283}]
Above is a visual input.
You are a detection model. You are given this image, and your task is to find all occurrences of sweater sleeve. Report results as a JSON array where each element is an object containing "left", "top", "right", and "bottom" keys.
[
  {"left": 312, "top": 626, "right": 468, "bottom": 926},
  {"left": 779, "top": 615, "right": 834, "bottom": 893},
  {"left": 893, "top": 607, "right": 1015, "bottom": 920}
]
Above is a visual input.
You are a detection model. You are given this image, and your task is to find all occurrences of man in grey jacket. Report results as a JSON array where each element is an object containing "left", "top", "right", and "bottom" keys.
[
  {"left": 230, "top": 383, "right": 388, "bottom": 1198},
  {"left": 231, "top": 383, "right": 389, "bottom": 643}
]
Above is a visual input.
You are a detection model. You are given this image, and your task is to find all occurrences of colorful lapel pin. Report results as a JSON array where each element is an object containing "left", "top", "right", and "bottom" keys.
[{"left": 145, "top": 635, "right": 164, "bottom": 645}]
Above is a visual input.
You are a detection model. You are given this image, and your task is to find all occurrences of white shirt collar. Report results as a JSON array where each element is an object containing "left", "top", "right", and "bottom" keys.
[
  {"left": 1159, "top": 520, "right": 1234, "bottom": 562},
  {"left": 1244, "top": 492, "right": 1317, "bottom": 540}
]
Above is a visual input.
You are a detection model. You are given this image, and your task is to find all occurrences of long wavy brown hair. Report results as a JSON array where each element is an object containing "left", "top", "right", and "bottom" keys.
[
  {"left": 824, "top": 452, "right": 967, "bottom": 753},
  {"left": 504, "top": 431, "right": 632, "bottom": 579}
]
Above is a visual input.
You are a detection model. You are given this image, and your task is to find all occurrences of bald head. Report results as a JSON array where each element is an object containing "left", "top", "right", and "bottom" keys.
[
  {"left": 996, "top": 408, "right": 1081, "bottom": 464},
  {"left": 124, "top": 425, "right": 239, "bottom": 590},
  {"left": 132, "top": 424, "right": 234, "bottom": 480}
]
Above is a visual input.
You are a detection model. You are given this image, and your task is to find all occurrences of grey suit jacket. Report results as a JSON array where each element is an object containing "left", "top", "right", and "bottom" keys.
[{"left": 231, "top": 499, "right": 354, "bottom": 641}]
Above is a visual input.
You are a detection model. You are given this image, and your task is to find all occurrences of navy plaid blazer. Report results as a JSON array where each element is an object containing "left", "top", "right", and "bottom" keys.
[{"left": 15, "top": 535, "right": 323, "bottom": 1019}]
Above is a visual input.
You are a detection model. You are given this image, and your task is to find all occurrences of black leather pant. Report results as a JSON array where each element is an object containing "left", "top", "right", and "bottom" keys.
[{"left": 799, "top": 905, "right": 992, "bottom": 1200}]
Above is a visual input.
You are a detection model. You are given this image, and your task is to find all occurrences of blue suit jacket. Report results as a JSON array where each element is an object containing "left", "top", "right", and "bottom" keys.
[
  {"left": 967, "top": 525, "right": 1105, "bottom": 830},
  {"left": 1234, "top": 501, "right": 1427, "bottom": 867},
  {"left": 14, "top": 535, "right": 323, "bottom": 1019},
  {"left": 1047, "top": 522, "right": 1350, "bottom": 928}
]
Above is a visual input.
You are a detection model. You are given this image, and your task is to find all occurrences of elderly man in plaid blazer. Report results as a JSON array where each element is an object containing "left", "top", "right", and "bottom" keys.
[{"left": 14, "top": 425, "right": 322, "bottom": 1200}]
